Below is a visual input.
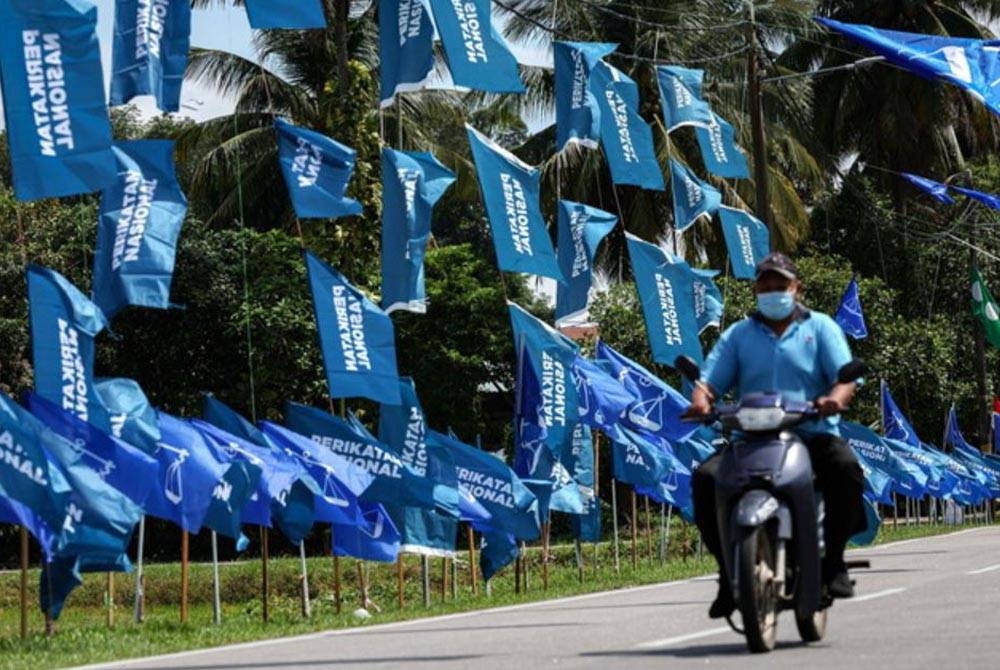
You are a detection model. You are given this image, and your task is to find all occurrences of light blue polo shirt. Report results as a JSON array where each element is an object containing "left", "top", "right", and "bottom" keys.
[{"left": 701, "top": 306, "right": 854, "bottom": 437}]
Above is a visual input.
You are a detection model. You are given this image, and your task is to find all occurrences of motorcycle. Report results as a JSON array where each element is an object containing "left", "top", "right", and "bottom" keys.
[{"left": 676, "top": 356, "right": 867, "bottom": 653}]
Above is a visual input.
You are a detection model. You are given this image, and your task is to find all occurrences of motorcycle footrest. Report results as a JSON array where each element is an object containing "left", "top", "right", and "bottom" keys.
[{"left": 845, "top": 559, "right": 870, "bottom": 569}]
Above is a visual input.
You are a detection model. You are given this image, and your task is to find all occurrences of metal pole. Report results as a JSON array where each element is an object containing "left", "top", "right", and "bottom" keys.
[
  {"left": 260, "top": 526, "right": 269, "bottom": 622},
  {"left": 542, "top": 521, "right": 550, "bottom": 590},
  {"left": 658, "top": 504, "right": 667, "bottom": 566},
  {"left": 212, "top": 531, "right": 222, "bottom": 625},
  {"left": 397, "top": 555, "right": 405, "bottom": 609},
  {"left": 644, "top": 496, "right": 653, "bottom": 564},
  {"left": 574, "top": 539, "right": 584, "bottom": 583},
  {"left": 973, "top": 253, "right": 991, "bottom": 440},
  {"left": 180, "top": 530, "right": 189, "bottom": 624},
  {"left": 611, "top": 478, "right": 620, "bottom": 574},
  {"left": 133, "top": 516, "right": 146, "bottom": 623},
  {"left": 356, "top": 561, "right": 369, "bottom": 610},
  {"left": 745, "top": 0, "right": 771, "bottom": 235},
  {"left": 20, "top": 526, "right": 29, "bottom": 639},
  {"left": 630, "top": 490, "right": 638, "bottom": 570},
  {"left": 107, "top": 572, "right": 115, "bottom": 628},
  {"left": 421, "top": 555, "right": 431, "bottom": 608},
  {"left": 299, "top": 541, "right": 311, "bottom": 619}
]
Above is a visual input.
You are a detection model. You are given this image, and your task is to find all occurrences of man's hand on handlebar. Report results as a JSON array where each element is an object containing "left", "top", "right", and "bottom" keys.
[
  {"left": 682, "top": 383, "right": 714, "bottom": 419},
  {"left": 814, "top": 395, "right": 845, "bottom": 418}
]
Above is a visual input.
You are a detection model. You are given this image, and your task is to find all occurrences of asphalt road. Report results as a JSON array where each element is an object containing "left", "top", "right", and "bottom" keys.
[{"left": 82, "top": 526, "right": 1000, "bottom": 669}]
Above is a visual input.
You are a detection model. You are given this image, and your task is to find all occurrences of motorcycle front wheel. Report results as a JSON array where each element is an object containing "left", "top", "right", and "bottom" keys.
[
  {"left": 795, "top": 607, "right": 828, "bottom": 642},
  {"left": 738, "top": 526, "right": 778, "bottom": 653}
]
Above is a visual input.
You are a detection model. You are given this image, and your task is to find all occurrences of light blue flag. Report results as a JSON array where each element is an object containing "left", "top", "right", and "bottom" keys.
[
  {"left": 305, "top": 250, "right": 402, "bottom": 404},
  {"left": 718, "top": 206, "right": 770, "bottom": 279},
  {"left": 884, "top": 437, "right": 957, "bottom": 499},
  {"left": 381, "top": 148, "right": 456, "bottom": 314},
  {"left": 626, "top": 234, "right": 704, "bottom": 367},
  {"left": 109, "top": 0, "right": 191, "bottom": 111},
  {"left": 612, "top": 427, "right": 679, "bottom": 488},
  {"left": 815, "top": 18, "right": 1000, "bottom": 118},
  {"left": 26, "top": 393, "right": 159, "bottom": 509},
  {"left": 387, "top": 505, "right": 458, "bottom": 557},
  {"left": 379, "top": 0, "right": 434, "bottom": 106},
  {"left": 946, "top": 407, "right": 1000, "bottom": 496},
  {"left": 508, "top": 302, "right": 580, "bottom": 459},
  {"left": 554, "top": 41, "right": 617, "bottom": 150},
  {"left": 276, "top": 118, "right": 362, "bottom": 219},
  {"left": 27, "top": 265, "right": 108, "bottom": 424},
  {"left": 480, "top": 529, "right": 518, "bottom": 581},
  {"left": 696, "top": 113, "right": 750, "bottom": 179},
  {"left": 669, "top": 159, "right": 721, "bottom": 232},
  {"left": 590, "top": 61, "right": 666, "bottom": 190},
  {"left": 880, "top": 381, "right": 921, "bottom": 447},
  {"left": 594, "top": 340, "right": 696, "bottom": 443},
  {"left": 467, "top": 125, "right": 564, "bottom": 282},
  {"left": 572, "top": 355, "right": 636, "bottom": 436},
  {"left": 952, "top": 185, "right": 1000, "bottom": 211},
  {"left": 841, "top": 421, "right": 927, "bottom": 500},
  {"left": 901, "top": 172, "right": 955, "bottom": 205},
  {"left": 849, "top": 495, "right": 882, "bottom": 547},
  {"left": 834, "top": 276, "right": 868, "bottom": 340},
  {"left": 690, "top": 266, "right": 723, "bottom": 333},
  {"left": 655, "top": 65, "right": 714, "bottom": 132},
  {"left": 427, "top": 429, "right": 540, "bottom": 541},
  {"left": 426, "top": 0, "right": 524, "bottom": 93},
  {"left": 244, "top": 0, "right": 326, "bottom": 29},
  {"left": 93, "top": 140, "right": 187, "bottom": 318},
  {"left": 555, "top": 200, "right": 618, "bottom": 326},
  {"left": 0, "top": 0, "right": 117, "bottom": 201},
  {"left": 631, "top": 429, "right": 694, "bottom": 522},
  {"left": 90, "top": 378, "right": 161, "bottom": 454},
  {"left": 0, "top": 392, "right": 72, "bottom": 531},
  {"left": 569, "top": 423, "right": 600, "bottom": 541}
]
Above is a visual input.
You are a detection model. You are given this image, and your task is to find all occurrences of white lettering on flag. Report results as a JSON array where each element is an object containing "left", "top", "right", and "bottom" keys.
[
  {"left": 540, "top": 351, "right": 567, "bottom": 429},
  {"left": 705, "top": 115, "right": 728, "bottom": 165},
  {"left": 398, "top": 0, "right": 424, "bottom": 44},
  {"left": 112, "top": 170, "right": 159, "bottom": 270},
  {"left": 401, "top": 406, "right": 429, "bottom": 476},
  {"left": 569, "top": 209, "right": 589, "bottom": 278},
  {"left": 136, "top": 0, "right": 170, "bottom": 60},
  {"left": 450, "top": 0, "right": 488, "bottom": 64},
  {"left": 456, "top": 466, "right": 514, "bottom": 508},
  {"left": 313, "top": 434, "right": 404, "bottom": 478},
  {"left": 331, "top": 285, "right": 372, "bottom": 373},
  {"left": 655, "top": 274, "right": 683, "bottom": 347},
  {"left": 23, "top": 30, "right": 75, "bottom": 156},
  {"left": 737, "top": 224, "right": 755, "bottom": 269},
  {"left": 605, "top": 89, "right": 638, "bottom": 163},
  {"left": 500, "top": 172, "right": 533, "bottom": 256},
  {"left": 0, "top": 430, "right": 49, "bottom": 486},
  {"left": 292, "top": 138, "right": 323, "bottom": 188},
  {"left": 58, "top": 318, "right": 88, "bottom": 421}
]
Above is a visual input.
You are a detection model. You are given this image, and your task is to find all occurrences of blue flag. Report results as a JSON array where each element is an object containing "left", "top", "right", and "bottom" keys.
[
  {"left": 718, "top": 206, "right": 770, "bottom": 279},
  {"left": 109, "top": 0, "right": 191, "bottom": 112},
  {"left": 946, "top": 407, "right": 1000, "bottom": 496},
  {"left": 381, "top": 148, "right": 456, "bottom": 314},
  {"left": 669, "top": 159, "right": 721, "bottom": 232},
  {"left": 331, "top": 502, "right": 401, "bottom": 563},
  {"left": 0, "top": 494, "right": 56, "bottom": 560},
  {"left": 901, "top": 172, "right": 955, "bottom": 205},
  {"left": 626, "top": 234, "right": 704, "bottom": 367},
  {"left": 244, "top": 0, "right": 326, "bottom": 29},
  {"left": 0, "top": 393, "right": 72, "bottom": 531},
  {"left": 816, "top": 18, "right": 1000, "bottom": 118},
  {"left": 508, "top": 302, "right": 581, "bottom": 458},
  {"left": 885, "top": 438, "right": 955, "bottom": 499},
  {"left": 26, "top": 393, "right": 159, "bottom": 509},
  {"left": 568, "top": 423, "right": 600, "bottom": 542},
  {"left": 612, "top": 427, "right": 678, "bottom": 488},
  {"left": 841, "top": 421, "right": 927, "bottom": 501},
  {"left": 513, "top": 349, "right": 550, "bottom": 480},
  {"left": 880, "top": 381, "right": 921, "bottom": 447},
  {"left": 554, "top": 41, "right": 617, "bottom": 150},
  {"left": 467, "top": 125, "right": 564, "bottom": 282},
  {"left": 555, "top": 200, "right": 618, "bottom": 326},
  {"left": 427, "top": 430, "right": 540, "bottom": 541},
  {"left": 595, "top": 340, "right": 696, "bottom": 443},
  {"left": 426, "top": 0, "right": 524, "bottom": 93},
  {"left": 690, "top": 266, "right": 724, "bottom": 333},
  {"left": 696, "top": 113, "right": 750, "bottom": 179},
  {"left": 276, "top": 118, "right": 362, "bottom": 219},
  {"left": 90, "top": 378, "right": 162, "bottom": 453},
  {"left": 655, "top": 65, "right": 714, "bottom": 131},
  {"left": 834, "top": 276, "right": 868, "bottom": 340},
  {"left": 387, "top": 506, "right": 458, "bottom": 557},
  {"left": 480, "top": 529, "right": 518, "bottom": 581},
  {"left": 849, "top": 495, "right": 882, "bottom": 547},
  {"left": 952, "top": 185, "right": 1000, "bottom": 211},
  {"left": 590, "top": 61, "right": 665, "bottom": 190},
  {"left": 571, "top": 355, "right": 636, "bottom": 436},
  {"left": 305, "top": 250, "right": 402, "bottom": 404},
  {"left": 379, "top": 0, "right": 435, "bottom": 106},
  {"left": 27, "top": 265, "right": 108, "bottom": 424},
  {"left": 0, "top": 0, "right": 117, "bottom": 201},
  {"left": 93, "top": 140, "right": 187, "bottom": 317}
]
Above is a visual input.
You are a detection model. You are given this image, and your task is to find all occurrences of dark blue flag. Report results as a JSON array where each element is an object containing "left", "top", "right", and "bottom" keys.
[
  {"left": 0, "top": 0, "right": 117, "bottom": 201},
  {"left": 276, "top": 118, "right": 362, "bottom": 219},
  {"left": 554, "top": 41, "right": 617, "bottom": 150},
  {"left": 696, "top": 113, "right": 750, "bottom": 179},
  {"left": 612, "top": 427, "right": 678, "bottom": 488},
  {"left": 952, "top": 185, "right": 1000, "bottom": 211},
  {"left": 718, "top": 206, "right": 770, "bottom": 279},
  {"left": 669, "top": 159, "right": 721, "bottom": 232},
  {"left": 480, "top": 530, "right": 518, "bottom": 581},
  {"left": 381, "top": 148, "right": 456, "bottom": 314},
  {"left": 571, "top": 355, "right": 635, "bottom": 435},
  {"left": 244, "top": 0, "right": 326, "bottom": 29},
  {"left": 841, "top": 421, "right": 927, "bottom": 501},
  {"left": 467, "top": 125, "right": 564, "bottom": 282},
  {"left": 426, "top": 0, "right": 524, "bottom": 93},
  {"left": 93, "top": 140, "right": 187, "bottom": 317},
  {"left": 555, "top": 200, "right": 617, "bottom": 326},
  {"left": 27, "top": 265, "right": 108, "bottom": 424},
  {"left": 834, "top": 276, "right": 868, "bottom": 340},
  {"left": 0, "top": 493, "right": 56, "bottom": 560},
  {"left": 305, "top": 250, "right": 402, "bottom": 404},
  {"left": 590, "top": 61, "right": 665, "bottom": 190},
  {"left": 849, "top": 495, "right": 882, "bottom": 547},
  {"left": 379, "top": 0, "right": 435, "bottom": 106},
  {"left": 690, "top": 266, "right": 724, "bottom": 334},
  {"left": 900, "top": 172, "right": 955, "bottom": 205},
  {"left": 387, "top": 505, "right": 458, "bottom": 557},
  {"left": 885, "top": 437, "right": 956, "bottom": 499},
  {"left": 109, "top": 0, "right": 191, "bottom": 112},
  {"left": 626, "top": 234, "right": 704, "bottom": 366},
  {"left": 331, "top": 502, "right": 401, "bottom": 563},
  {"left": 655, "top": 65, "right": 714, "bottom": 132},
  {"left": 513, "top": 349, "right": 550, "bottom": 480},
  {"left": 880, "top": 381, "right": 921, "bottom": 447}
]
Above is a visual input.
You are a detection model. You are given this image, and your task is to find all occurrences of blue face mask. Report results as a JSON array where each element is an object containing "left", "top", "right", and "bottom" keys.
[{"left": 757, "top": 291, "right": 796, "bottom": 320}]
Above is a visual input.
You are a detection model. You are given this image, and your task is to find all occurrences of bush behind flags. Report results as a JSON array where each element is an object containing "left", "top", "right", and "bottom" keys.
[
  {"left": 305, "top": 250, "right": 402, "bottom": 405},
  {"left": 110, "top": 0, "right": 191, "bottom": 112},
  {"left": 93, "top": 140, "right": 188, "bottom": 318},
  {"left": 243, "top": 0, "right": 326, "bottom": 29},
  {"left": 381, "top": 149, "right": 456, "bottom": 314},
  {"left": 718, "top": 206, "right": 770, "bottom": 279},
  {"left": 0, "top": 0, "right": 117, "bottom": 201},
  {"left": 590, "top": 61, "right": 665, "bottom": 190},
  {"left": 276, "top": 119, "right": 363, "bottom": 219},
  {"left": 379, "top": 0, "right": 435, "bottom": 106},
  {"left": 555, "top": 200, "right": 618, "bottom": 326},
  {"left": 27, "top": 265, "right": 108, "bottom": 423},
  {"left": 554, "top": 41, "right": 617, "bottom": 150},
  {"left": 467, "top": 126, "right": 563, "bottom": 282},
  {"left": 426, "top": 0, "right": 524, "bottom": 93}
]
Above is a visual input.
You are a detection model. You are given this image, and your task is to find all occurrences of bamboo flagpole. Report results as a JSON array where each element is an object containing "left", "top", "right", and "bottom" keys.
[
  {"left": 611, "top": 478, "right": 620, "bottom": 574},
  {"left": 299, "top": 540, "right": 311, "bottom": 618},
  {"left": 441, "top": 557, "right": 449, "bottom": 602},
  {"left": 260, "top": 526, "right": 270, "bottom": 622},
  {"left": 396, "top": 555, "right": 405, "bottom": 609},
  {"left": 542, "top": 520, "right": 550, "bottom": 590},
  {"left": 180, "top": 530, "right": 189, "bottom": 623},
  {"left": 133, "top": 516, "right": 146, "bottom": 623},
  {"left": 421, "top": 555, "right": 431, "bottom": 607},
  {"left": 20, "top": 526, "right": 28, "bottom": 639},
  {"left": 467, "top": 526, "right": 478, "bottom": 595},
  {"left": 212, "top": 531, "right": 222, "bottom": 625},
  {"left": 644, "top": 496, "right": 653, "bottom": 564},
  {"left": 630, "top": 489, "right": 638, "bottom": 570},
  {"left": 332, "top": 527, "right": 343, "bottom": 614},
  {"left": 106, "top": 573, "right": 115, "bottom": 628}
]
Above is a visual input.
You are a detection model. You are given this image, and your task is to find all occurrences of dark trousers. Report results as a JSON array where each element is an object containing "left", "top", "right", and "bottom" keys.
[{"left": 692, "top": 433, "right": 866, "bottom": 580}]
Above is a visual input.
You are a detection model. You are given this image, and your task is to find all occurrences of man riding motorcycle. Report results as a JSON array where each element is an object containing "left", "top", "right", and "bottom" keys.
[{"left": 685, "top": 252, "right": 867, "bottom": 619}]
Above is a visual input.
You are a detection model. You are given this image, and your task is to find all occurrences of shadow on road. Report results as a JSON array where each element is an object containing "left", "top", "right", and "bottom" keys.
[
  {"left": 581, "top": 639, "right": 816, "bottom": 660},
  {"left": 541, "top": 601, "right": 708, "bottom": 612},
  {"left": 139, "top": 655, "right": 484, "bottom": 669}
]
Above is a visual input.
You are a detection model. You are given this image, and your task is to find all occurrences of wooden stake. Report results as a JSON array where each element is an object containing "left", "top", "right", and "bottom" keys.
[
  {"left": 356, "top": 561, "right": 368, "bottom": 609},
  {"left": 106, "top": 572, "right": 115, "bottom": 628},
  {"left": 467, "top": 526, "right": 478, "bottom": 595},
  {"left": 180, "top": 530, "right": 189, "bottom": 624},
  {"left": 542, "top": 521, "right": 550, "bottom": 590},
  {"left": 396, "top": 555, "right": 405, "bottom": 609},
  {"left": 644, "top": 496, "right": 653, "bottom": 564},
  {"left": 421, "top": 555, "right": 431, "bottom": 608},
  {"left": 630, "top": 489, "right": 638, "bottom": 570},
  {"left": 20, "top": 526, "right": 28, "bottom": 640},
  {"left": 333, "top": 555, "right": 343, "bottom": 615},
  {"left": 260, "top": 526, "right": 270, "bottom": 622},
  {"left": 441, "top": 557, "right": 448, "bottom": 602}
]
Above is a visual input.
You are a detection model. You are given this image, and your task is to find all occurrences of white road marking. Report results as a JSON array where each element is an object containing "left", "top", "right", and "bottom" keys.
[
  {"left": 636, "top": 626, "right": 732, "bottom": 649},
  {"left": 846, "top": 587, "right": 906, "bottom": 603},
  {"left": 967, "top": 563, "right": 1000, "bottom": 575}
]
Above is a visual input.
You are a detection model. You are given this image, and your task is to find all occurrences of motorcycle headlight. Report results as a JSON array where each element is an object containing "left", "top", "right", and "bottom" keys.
[{"left": 734, "top": 407, "right": 786, "bottom": 431}]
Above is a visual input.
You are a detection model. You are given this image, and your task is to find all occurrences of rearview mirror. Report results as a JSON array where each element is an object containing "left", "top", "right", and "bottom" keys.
[
  {"left": 674, "top": 356, "right": 701, "bottom": 382},
  {"left": 837, "top": 359, "right": 867, "bottom": 384}
]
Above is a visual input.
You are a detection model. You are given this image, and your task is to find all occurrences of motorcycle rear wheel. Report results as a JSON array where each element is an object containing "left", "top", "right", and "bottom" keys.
[{"left": 738, "top": 526, "right": 778, "bottom": 653}]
